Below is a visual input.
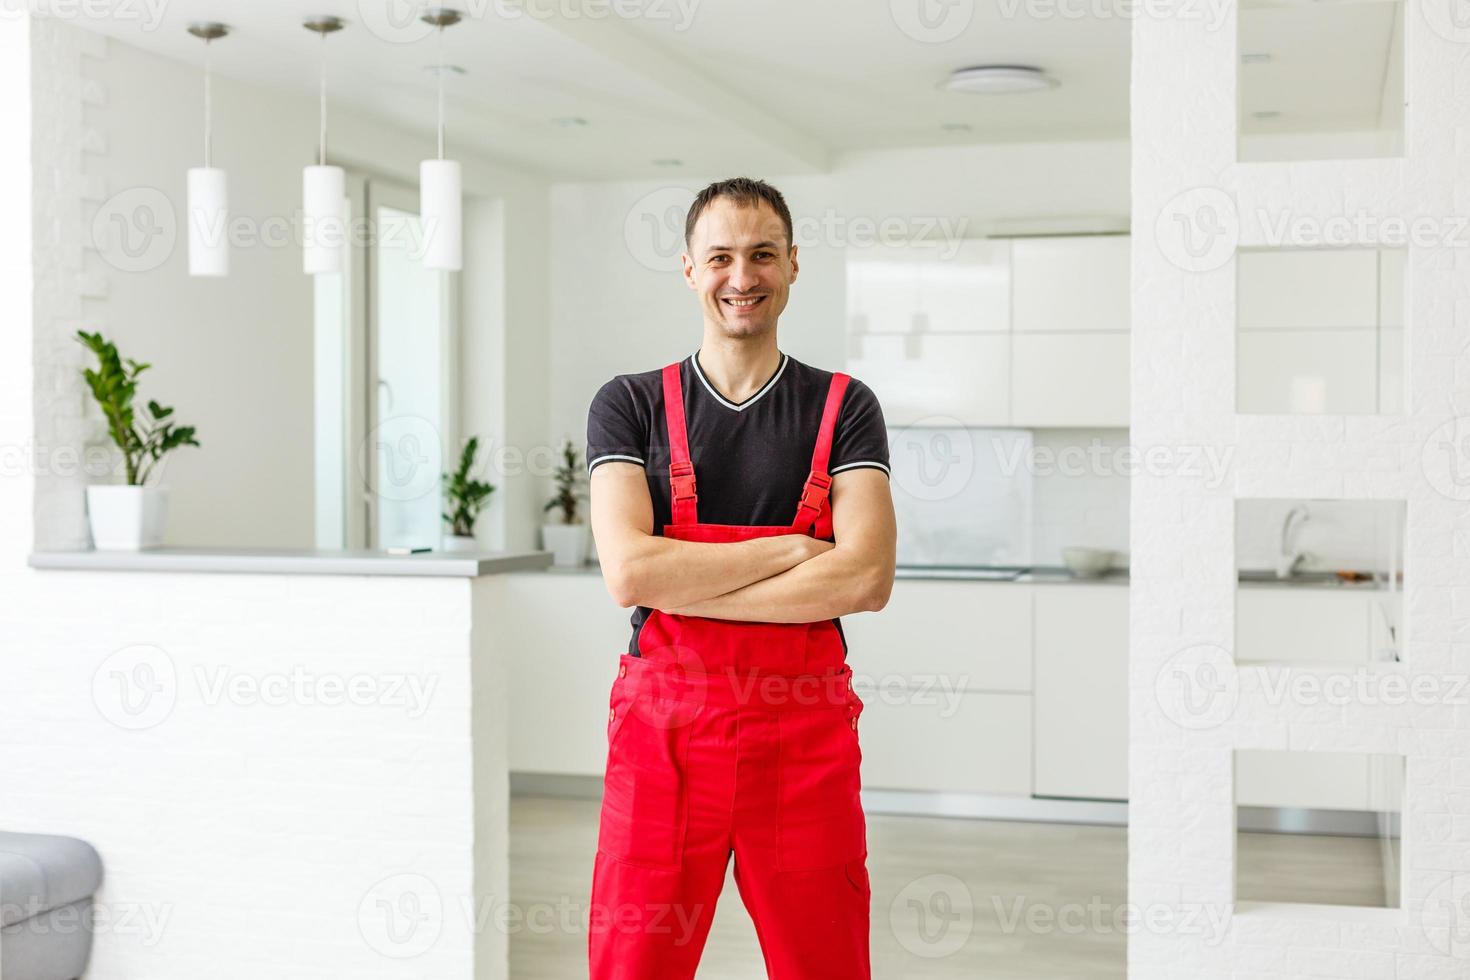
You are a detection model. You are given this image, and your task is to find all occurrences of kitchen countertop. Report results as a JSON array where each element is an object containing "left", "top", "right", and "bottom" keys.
[
  {"left": 540, "top": 562, "right": 1387, "bottom": 590},
  {"left": 28, "top": 547, "right": 554, "bottom": 577}
]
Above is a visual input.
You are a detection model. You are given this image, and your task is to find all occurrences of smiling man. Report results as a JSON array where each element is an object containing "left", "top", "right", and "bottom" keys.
[{"left": 585, "top": 178, "right": 897, "bottom": 979}]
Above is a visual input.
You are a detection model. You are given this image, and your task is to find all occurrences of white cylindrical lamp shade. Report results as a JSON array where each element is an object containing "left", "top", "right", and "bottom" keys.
[
  {"left": 419, "top": 158, "right": 462, "bottom": 271},
  {"left": 187, "top": 166, "right": 228, "bottom": 277},
  {"left": 303, "top": 164, "right": 346, "bottom": 274}
]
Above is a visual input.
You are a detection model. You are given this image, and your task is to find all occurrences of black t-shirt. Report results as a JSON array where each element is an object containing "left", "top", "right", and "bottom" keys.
[{"left": 586, "top": 350, "right": 890, "bottom": 656}]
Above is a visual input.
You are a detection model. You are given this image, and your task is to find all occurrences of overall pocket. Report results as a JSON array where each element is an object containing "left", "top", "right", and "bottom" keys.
[
  {"left": 775, "top": 703, "right": 868, "bottom": 872},
  {"left": 597, "top": 688, "right": 695, "bottom": 872}
]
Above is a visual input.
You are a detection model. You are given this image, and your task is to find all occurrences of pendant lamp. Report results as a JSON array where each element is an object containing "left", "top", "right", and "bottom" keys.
[
  {"left": 420, "top": 8, "right": 463, "bottom": 271},
  {"left": 302, "top": 15, "right": 346, "bottom": 275},
  {"left": 187, "top": 22, "right": 229, "bottom": 277}
]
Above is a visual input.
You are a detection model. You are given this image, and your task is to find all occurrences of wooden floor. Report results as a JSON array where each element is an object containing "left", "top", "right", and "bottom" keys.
[{"left": 510, "top": 795, "right": 1391, "bottom": 979}]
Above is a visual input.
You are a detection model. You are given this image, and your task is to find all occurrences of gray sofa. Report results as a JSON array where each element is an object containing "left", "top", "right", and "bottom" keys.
[{"left": 0, "top": 833, "right": 103, "bottom": 980}]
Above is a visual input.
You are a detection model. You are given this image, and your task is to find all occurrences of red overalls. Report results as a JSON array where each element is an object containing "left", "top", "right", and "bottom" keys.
[{"left": 588, "top": 362, "right": 871, "bottom": 980}]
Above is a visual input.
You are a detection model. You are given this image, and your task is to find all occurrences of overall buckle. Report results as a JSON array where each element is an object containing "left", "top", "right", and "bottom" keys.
[
  {"left": 796, "top": 470, "right": 833, "bottom": 512},
  {"left": 669, "top": 460, "right": 697, "bottom": 501}
]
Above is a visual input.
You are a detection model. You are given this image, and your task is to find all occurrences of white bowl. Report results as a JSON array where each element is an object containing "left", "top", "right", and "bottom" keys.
[{"left": 1062, "top": 547, "right": 1116, "bottom": 578}]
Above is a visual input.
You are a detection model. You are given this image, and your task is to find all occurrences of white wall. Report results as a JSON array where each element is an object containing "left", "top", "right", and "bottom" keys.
[
  {"left": 36, "top": 23, "right": 550, "bottom": 553},
  {"left": 546, "top": 140, "right": 1130, "bottom": 450}
]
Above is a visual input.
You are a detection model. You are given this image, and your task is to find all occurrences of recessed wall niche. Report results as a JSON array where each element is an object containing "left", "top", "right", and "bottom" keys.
[
  {"left": 1238, "top": 0, "right": 1405, "bottom": 162},
  {"left": 1237, "top": 247, "right": 1404, "bottom": 415},
  {"left": 1235, "top": 498, "right": 1405, "bottom": 665},
  {"left": 1236, "top": 749, "right": 1404, "bottom": 909}
]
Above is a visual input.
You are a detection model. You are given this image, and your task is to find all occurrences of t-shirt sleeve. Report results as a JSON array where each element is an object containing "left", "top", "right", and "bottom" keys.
[
  {"left": 828, "top": 377, "right": 890, "bottom": 478},
  {"left": 586, "top": 376, "right": 649, "bottom": 474}
]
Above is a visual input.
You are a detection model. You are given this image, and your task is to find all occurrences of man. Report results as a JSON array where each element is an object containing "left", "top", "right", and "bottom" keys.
[{"left": 585, "top": 177, "right": 897, "bottom": 979}]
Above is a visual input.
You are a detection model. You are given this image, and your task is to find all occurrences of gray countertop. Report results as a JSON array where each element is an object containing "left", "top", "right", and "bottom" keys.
[
  {"left": 536, "top": 562, "right": 1384, "bottom": 590},
  {"left": 28, "top": 547, "right": 554, "bottom": 577}
]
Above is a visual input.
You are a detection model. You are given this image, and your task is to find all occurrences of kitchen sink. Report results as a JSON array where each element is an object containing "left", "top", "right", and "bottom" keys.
[{"left": 1237, "top": 568, "right": 1381, "bottom": 587}]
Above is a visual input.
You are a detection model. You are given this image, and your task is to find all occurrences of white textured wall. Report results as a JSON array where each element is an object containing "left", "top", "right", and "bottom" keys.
[
  {"left": 1132, "top": 1, "right": 1469, "bottom": 977},
  {"left": 0, "top": 569, "right": 511, "bottom": 980}
]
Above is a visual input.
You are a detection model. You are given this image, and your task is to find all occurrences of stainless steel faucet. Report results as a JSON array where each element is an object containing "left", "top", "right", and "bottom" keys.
[{"left": 1277, "top": 504, "right": 1311, "bottom": 579}]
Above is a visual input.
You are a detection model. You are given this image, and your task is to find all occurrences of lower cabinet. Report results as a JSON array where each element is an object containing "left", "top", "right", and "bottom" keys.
[
  {"left": 1032, "top": 586, "right": 1129, "bottom": 800},
  {"left": 851, "top": 687, "right": 1033, "bottom": 795}
]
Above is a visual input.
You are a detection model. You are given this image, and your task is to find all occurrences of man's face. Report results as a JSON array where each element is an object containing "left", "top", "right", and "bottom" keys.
[{"left": 682, "top": 197, "right": 798, "bottom": 340}]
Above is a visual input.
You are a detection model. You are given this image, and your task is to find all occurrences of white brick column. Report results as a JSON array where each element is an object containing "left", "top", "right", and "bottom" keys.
[{"left": 1133, "top": 1, "right": 1470, "bottom": 977}]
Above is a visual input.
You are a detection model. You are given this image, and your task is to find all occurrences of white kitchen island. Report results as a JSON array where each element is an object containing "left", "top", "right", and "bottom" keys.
[{"left": 8, "top": 548, "right": 550, "bottom": 980}]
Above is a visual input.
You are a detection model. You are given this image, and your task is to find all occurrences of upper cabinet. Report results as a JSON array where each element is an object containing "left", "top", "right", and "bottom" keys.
[
  {"left": 846, "top": 239, "right": 1012, "bottom": 427},
  {"left": 845, "top": 233, "right": 1132, "bottom": 429},
  {"left": 1011, "top": 235, "right": 1131, "bottom": 333}
]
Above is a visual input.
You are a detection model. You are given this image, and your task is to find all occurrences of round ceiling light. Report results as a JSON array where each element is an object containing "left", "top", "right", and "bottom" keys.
[{"left": 943, "top": 65, "right": 1057, "bottom": 95}]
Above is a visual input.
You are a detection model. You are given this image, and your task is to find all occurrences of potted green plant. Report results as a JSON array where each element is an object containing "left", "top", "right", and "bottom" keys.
[
  {"left": 441, "top": 436, "right": 495, "bottom": 553},
  {"left": 76, "top": 330, "right": 200, "bottom": 550},
  {"left": 541, "top": 438, "right": 589, "bottom": 567}
]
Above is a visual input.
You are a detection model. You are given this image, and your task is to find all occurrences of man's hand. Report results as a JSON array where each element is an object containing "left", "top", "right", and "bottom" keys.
[{"left": 590, "top": 462, "right": 834, "bottom": 610}]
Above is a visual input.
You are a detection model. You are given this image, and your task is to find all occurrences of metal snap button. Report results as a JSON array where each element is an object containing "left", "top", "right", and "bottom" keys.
[
  {"left": 850, "top": 717, "right": 858, "bottom": 731},
  {"left": 619, "top": 665, "right": 627, "bottom": 678},
  {"left": 609, "top": 708, "right": 616, "bottom": 722}
]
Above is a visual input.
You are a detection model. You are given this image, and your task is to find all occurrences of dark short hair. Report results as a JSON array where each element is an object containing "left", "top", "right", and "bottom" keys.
[{"left": 684, "top": 177, "right": 794, "bottom": 252}]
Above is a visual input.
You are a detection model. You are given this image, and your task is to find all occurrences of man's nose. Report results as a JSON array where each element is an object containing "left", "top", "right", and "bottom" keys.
[{"left": 726, "top": 258, "right": 761, "bottom": 290}]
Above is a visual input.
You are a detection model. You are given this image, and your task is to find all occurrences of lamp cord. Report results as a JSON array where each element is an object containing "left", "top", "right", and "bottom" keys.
[
  {"left": 436, "top": 25, "right": 445, "bottom": 161},
  {"left": 318, "top": 30, "right": 327, "bottom": 166},
  {"left": 203, "top": 38, "right": 212, "bottom": 169}
]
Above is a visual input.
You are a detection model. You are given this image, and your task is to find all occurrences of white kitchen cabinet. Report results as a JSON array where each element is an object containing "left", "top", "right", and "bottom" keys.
[
  {"left": 852, "top": 688, "right": 1033, "bottom": 795},
  {"left": 504, "top": 571, "right": 633, "bottom": 776},
  {"left": 1009, "top": 332, "right": 1129, "bottom": 427},
  {"left": 850, "top": 331, "right": 1011, "bottom": 427},
  {"left": 1235, "top": 749, "right": 1371, "bottom": 811},
  {"left": 1235, "top": 588, "right": 1375, "bottom": 664},
  {"left": 1237, "top": 249, "right": 1380, "bottom": 330},
  {"left": 846, "top": 239, "right": 1009, "bottom": 337},
  {"left": 841, "top": 580, "right": 1033, "bottom": 693},
  {"left": 1032, "top": 586, "right": 1129, "bottom": 801},
  {"left": 1011, "top": 235, "right": 1130, "bottom": 333}
]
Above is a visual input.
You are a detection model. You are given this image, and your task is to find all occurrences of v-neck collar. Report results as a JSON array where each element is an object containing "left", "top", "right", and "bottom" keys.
[{"left": 689, "top": 350, "right": 789, "bottom": 412}]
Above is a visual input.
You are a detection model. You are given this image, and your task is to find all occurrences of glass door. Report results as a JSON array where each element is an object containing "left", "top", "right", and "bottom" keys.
[{"left": 364, "top": 179, "right": 457, "bottom": 550}]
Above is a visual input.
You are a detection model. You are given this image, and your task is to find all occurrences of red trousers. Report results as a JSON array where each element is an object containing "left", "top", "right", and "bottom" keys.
[{"left": 588, "top": 648, "right": 871, "bottom": 979}]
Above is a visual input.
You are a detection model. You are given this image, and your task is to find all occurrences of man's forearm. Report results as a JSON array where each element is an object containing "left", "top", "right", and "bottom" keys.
[
  {"left": 666, "top": 546, "right": 888, "bottom": 623},
  {"left": 605, "top": 533, "right": 817, "bottom": 610}
]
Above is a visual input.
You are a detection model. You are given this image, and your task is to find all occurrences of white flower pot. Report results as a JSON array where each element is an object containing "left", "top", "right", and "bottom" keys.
[
  {"left": 86, "top": 485, "right": 168, "bottom": 550},
  {"left": 541, "top": 523, "right": 590, "bottom": 568},
  {"left": 441, "top": 534, "right": 479, "bottom": 553}
]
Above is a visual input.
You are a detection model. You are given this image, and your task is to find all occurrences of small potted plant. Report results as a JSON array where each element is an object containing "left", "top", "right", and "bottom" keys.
[
  {"left": 441, "top": 436, "right": 495, "bottom": 552},
  {"left": 77, "top": 330, "right": 200, "bottom": 550},
  {"left": 541, "top": 439, "right": 589, "bottom": 567}
]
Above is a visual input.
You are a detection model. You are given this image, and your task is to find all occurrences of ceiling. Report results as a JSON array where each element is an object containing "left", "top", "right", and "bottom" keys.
[{"left": 69, "top": 0, "right": 1401, "bottom": 180}]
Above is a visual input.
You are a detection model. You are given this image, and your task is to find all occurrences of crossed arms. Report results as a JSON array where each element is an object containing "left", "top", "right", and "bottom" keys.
[{"left": 589, "top": 463, "right": 897, "bottom": 623}]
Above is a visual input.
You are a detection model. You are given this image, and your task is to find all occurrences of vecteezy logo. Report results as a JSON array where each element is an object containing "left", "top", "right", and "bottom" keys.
[
  {"left": 624, "top": 186, "right": 696, "bottom": 272},
  {"left": 358, "top": 873, "right": 444, "bottom": 958},
  {"left": 1421, "top": 873, "right": 1470, "bottom": 957},
  {"left": 357, "top": 415, "right": 443, "bottom": 503},
  {"left": 1422, "top": 417, "right": 1470, "bottom": 502},
  {"left": 890, "top": 873, "right": 973, "bottom": 958},
  {"left": 1421, "top": 0, "right": 1470, "bottom": 45},
  {"left": 889, "top": 0, "right": 974, "bottom": 43},
  {"left": 1154, "top": 643, "right": 1239, "bottom": 730},
  {"left": 891, "top": 418, "right": 975, "bottom": 503},
  {"left": 92, "top": 644, "right": 178, "bottom": 730},
  {"left": 1154, "top": 186, "right": 1239, "bottom": 273},
  {"left": 91, "top": 186, "right": 177, "bottom": 273},
  {"left": 356, "top": 0, "right": 439, "bottom": 43}
]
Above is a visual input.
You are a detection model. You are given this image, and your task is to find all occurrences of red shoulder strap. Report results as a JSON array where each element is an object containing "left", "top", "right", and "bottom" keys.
[
  {"left": 792, "top": 372, "right": 850, "bottom": 536},
  {"left": 661, "top": 362, "right": 698, "bottom": 526}
]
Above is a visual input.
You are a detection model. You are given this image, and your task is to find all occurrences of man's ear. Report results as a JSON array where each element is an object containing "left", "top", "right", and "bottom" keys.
[
  {"left": 788, "top": 244, "right": 799, "bottom": 284},
  {"left": 681, "top": 251, "right": 697, "bottom": 288}
]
